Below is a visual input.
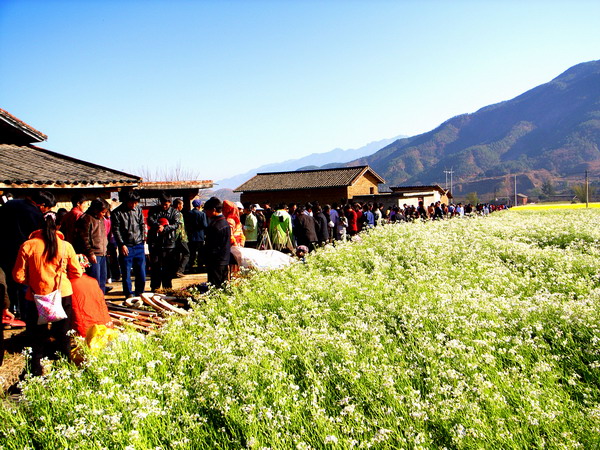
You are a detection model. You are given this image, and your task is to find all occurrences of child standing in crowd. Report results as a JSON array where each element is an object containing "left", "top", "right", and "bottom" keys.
[{"left": 337, "top": 211, "right": 348, "bottom": 241}]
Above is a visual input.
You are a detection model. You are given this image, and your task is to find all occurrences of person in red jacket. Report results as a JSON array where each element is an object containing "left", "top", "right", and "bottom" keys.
[
  {"left": 345, "top": 204, "right": 358, "bottom": 237},
  {"left": 59, "top": 193, "right": 88, "bottom": 245}
]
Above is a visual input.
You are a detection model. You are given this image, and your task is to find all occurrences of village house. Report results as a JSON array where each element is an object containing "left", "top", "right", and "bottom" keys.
[
  {"left": 387, "top": 185, "right": 452, "bottom": 207},
  {"left": 0, "top": 108, "right": 141, "bottom": 207},
  {"left": 234, "top": 166, "right": 385, "bottom": 206},
  {"left": 354, "top": 184, "right": 453, "bottom": 208}
]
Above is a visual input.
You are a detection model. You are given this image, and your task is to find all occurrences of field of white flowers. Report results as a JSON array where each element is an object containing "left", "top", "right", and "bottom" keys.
[{"left": 1, "top": 209, "right": 600, "bottom": 449}]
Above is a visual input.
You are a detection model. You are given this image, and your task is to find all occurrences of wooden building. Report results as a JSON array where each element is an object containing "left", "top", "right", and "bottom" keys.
[
  {"left": 234, "top": 166, "right": 385, "bottom": 206},
  {"left": 0, "top": 108, "right": 141, "bottom": 206}
]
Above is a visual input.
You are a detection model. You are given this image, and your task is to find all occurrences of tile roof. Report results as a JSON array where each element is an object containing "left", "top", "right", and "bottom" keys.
[
  {"left": 0, "top": 108, "right": 47, "bottom": 143},
  {"left": 0, "top": 144, "right": 141, "bottom": 189},
  {"left": 234, "top": 166, "right": 385, "bottom": 192}
]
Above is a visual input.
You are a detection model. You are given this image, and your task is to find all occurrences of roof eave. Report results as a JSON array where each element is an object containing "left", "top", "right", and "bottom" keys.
[
  {"left": 0, "top": 110, "right": 47, "bottom": 142},
  {"left": 0, "top": 181, "right": 140, "bottom": 189},
  {"left": 30, "top": 145, "right": 142, "bottom": 181}
]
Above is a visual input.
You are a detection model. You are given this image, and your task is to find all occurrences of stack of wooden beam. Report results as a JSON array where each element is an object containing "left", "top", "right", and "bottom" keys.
[{"left": 107, "top": 293, "right": 190, "bottom": 333}]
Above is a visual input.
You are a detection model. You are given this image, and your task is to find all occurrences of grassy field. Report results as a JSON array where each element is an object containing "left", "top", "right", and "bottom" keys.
[
  {"left": 1, "top": 210, "right": 600, "bottom": 448},
  {"left": 512, "top": 202, "right": 600, "bottom": 210}
]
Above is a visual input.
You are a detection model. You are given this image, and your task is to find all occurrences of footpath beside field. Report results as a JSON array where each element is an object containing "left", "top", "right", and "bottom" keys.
[{"left": 1, "top": 210, "right": 600, "bottom": 448}]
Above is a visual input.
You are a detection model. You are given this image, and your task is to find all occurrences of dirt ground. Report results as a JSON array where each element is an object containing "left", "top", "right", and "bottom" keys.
[{"left": 0, "top": 272, "right": 207, "bottom": 393}]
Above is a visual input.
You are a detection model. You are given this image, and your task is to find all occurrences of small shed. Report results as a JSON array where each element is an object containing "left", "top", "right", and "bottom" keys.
[
  {"left": 0, "top": 108, "right": 141, "bottom": 206},
  {"left": 234, "top": 165, "right": 385, "bottom": 206},
  {"left": 135, "top": 180, "right": 214, "bottom": 209},
  {"left": 517, "top": 193, "right": 528, "bottom": 205},
  {"left": 386, "top": 185, "right": 452, "bottom": 208}
]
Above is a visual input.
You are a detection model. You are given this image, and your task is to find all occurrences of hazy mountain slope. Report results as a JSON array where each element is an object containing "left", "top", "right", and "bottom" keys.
[{"left": 217, "top": 136, "right": 405, "bottom": 189}]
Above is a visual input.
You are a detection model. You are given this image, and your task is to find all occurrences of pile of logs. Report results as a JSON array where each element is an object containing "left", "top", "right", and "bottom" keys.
[{"left": 107, "top": 293, "right": 190, "bottom": 333}]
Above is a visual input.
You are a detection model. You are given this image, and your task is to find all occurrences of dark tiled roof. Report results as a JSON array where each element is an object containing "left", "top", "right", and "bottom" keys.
[
  {"left": 234, "top": 166, "right": 385, "bottom": 192},
  {"left": 0, "top": 144, "right": 141, "bottom": 188},
  {"left": 0, "top": 108, "right": 47, "bottom": 143}
]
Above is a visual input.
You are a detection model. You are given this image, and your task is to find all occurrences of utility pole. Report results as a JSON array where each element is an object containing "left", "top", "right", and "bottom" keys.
[
  {"left": 444, "top": 168, "right": 454, "bottom": 195},
  {"left": 514, "top": 175, "right": 517, "bottom": 207},
  {"left": 586, "top": 170, "right": 589, "bottom": 208}
]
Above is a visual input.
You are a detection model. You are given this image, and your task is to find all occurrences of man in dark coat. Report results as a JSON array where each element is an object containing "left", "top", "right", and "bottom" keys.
[
  {"left": 313, "top": 205, "right": 330, "bottom": 246},
  {"left": 187, "top": 199, "right": 208, "bottom": 273},
  {"left": 111, "top": 190, "right": 146, "bottom": 298},
  {"left": 294, "top": 204, "right": 318, "bottom": 251},
  {"left": 203, "top": 197, "right": 231, "bottom": 288},
  {"left": 0, "top": 190, "right": 55, "bottom": 317}
]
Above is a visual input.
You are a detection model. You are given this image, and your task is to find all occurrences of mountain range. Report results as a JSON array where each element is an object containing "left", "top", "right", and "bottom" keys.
[
  {"left": 216, "top": 136, "right": 404, "bottom": 190},
  {"left": 348, "top": 59, "right": 600, "bottom": 199}
]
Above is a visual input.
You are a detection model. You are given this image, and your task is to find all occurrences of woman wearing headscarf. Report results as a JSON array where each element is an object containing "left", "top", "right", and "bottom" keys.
[
  {"left": 13, "top": 212, "right": 83, "bottom": 376},
  {"left": 222, "top": 200, "right": 246, "bottom": 248},
  {"left": 222, "top": 200, "right": 246, "bottom": 277}
]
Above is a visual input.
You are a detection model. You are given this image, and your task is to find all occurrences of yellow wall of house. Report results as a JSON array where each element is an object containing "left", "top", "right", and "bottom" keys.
[{"left": 348, "top": 174, "right": 379, "bottom": 197}]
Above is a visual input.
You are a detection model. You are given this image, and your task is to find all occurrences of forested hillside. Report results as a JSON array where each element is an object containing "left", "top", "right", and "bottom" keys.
[{"left": 350, "top": 60, "right": 600, "bottom": 198}]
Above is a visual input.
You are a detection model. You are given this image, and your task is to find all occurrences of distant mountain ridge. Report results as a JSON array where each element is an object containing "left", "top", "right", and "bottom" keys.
[
  {"left": 217, "top": 136, "right": 405, "bottom": 189},
  {"left": 346, "top": 60, "right": 600, "bottom": 198}
]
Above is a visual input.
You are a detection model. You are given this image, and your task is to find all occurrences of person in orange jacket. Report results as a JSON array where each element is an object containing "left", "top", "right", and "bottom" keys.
[
  {"left": 13, "top": 212, "right": 83, "bottom": 376},
  {"left": 222, "top": 200, "right": 246, "bottom": 247}
]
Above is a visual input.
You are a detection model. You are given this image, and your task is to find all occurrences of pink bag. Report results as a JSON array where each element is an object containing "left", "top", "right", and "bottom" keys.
[
  {"left": 33, "top": 242, "right": 67, "bottom": 325},
  {"left": 34, "top": 289, "right": 67, "bottom": 325}
]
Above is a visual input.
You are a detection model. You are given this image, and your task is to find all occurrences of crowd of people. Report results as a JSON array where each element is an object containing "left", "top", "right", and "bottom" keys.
[
  {"left": 246, "top": 199, "right": 505, "bottom": 250},
  {"left": 0, "top": 189, "right": 505, "bottom": 375}
]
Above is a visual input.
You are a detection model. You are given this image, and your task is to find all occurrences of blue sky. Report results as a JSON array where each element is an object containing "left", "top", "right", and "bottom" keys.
[{"left": 1, "top": 0, "right": 599, "bottom": 181}]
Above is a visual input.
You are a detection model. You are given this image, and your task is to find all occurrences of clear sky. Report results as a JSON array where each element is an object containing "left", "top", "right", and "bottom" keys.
[{"left": 1, "top": 0, "right": 599, "bottom": 181}]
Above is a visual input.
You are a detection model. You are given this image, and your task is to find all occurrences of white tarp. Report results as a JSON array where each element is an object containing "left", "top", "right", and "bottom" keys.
[{"left": 231, "top": 247, "right": 294, "bottom": 271}]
